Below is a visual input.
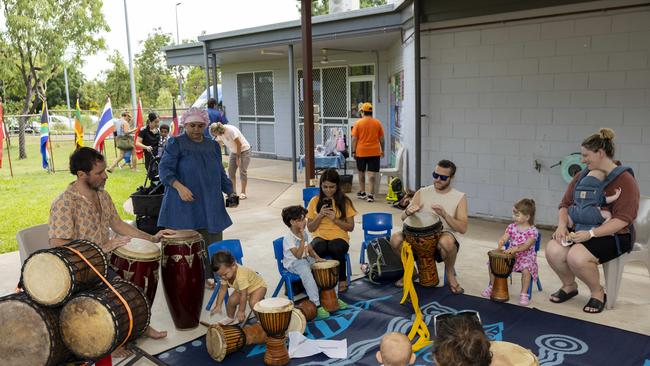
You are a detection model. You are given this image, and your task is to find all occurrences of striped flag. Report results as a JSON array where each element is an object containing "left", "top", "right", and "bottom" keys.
[
  {"left": 74, "top": 98, "right": 84, "bottom": 149},
  {"left": 93, "top": 98, "right": 114, "bottom": 152},
  {"left": 40, "top": 102, "right": 51, "bottom": 170},
  {"left": 171, "top": 100, "right": 179, "bottom": 136},
  {"left": 134, "top": 97, "right": 144, "bottom": 160},
  {"left": 0, "top": 99, "right": 4, "bottom": 168}
]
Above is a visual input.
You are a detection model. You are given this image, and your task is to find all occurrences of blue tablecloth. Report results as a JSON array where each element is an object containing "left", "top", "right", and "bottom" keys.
[{"left": 298, "top": 153, "right": 345, "bottom": 171}]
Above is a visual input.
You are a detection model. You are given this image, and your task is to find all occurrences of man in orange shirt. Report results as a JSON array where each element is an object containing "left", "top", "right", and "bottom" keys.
[{"left": 351, "top": 102, "right": 384, "bottom": 202}]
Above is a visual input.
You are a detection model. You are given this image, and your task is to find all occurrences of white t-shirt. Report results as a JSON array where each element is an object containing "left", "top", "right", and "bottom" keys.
[
  {"left": 216, "top": 125, "right": 251, "bottom": 153},
  {"left": 282, "top": 229, "right": 312, "bottom": 269}
]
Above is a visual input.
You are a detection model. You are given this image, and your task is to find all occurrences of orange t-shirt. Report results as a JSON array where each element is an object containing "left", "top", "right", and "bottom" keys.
[{"left": 352, "top": 117, "right": 384, "bottom": 157}]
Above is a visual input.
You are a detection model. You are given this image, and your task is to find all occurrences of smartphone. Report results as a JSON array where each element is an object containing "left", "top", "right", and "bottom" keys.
[{"left": 322, "top": 197, "right": 332, "bottom": 208}]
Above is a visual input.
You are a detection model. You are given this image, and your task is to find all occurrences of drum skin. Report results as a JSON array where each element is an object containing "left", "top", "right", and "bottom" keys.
[
  {"left": 206, "top": 323, "right": 266, "bottom": 361},
  {"left": 488, "top": 250, "right": 516, "bottom": 302},
  {"left": 161, "top": 231, "right": 205, "bottom": 329},
  {"left": 403, "top": 223, "right": 442, "bottom": 287},
  {"left": 110, "top": 238, "right": 160, "bottom": 305},
  {"left": 311, "top": 260, "right": 340, "bottom": 312},
  {"left": 490, "top": 341, "right": 539, "bottom": 366}
]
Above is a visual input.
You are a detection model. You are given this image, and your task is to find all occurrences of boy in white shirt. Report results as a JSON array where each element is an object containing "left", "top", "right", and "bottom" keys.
[{"left": 281, "top": 205, "right": 333, "bottom": 319}]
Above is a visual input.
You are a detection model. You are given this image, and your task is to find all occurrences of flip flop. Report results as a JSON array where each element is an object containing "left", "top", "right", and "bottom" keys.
[
  {"left": 583, "top": 294, "right": 607, "bottom": 313},
  {"left": 549, "top": 288, "right": 579, "bottom": 303}
]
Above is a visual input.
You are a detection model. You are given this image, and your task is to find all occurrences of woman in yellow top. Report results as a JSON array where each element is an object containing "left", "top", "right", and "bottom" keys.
[{"left": 307, "top": 169, "right": 357, "bottom": 292}]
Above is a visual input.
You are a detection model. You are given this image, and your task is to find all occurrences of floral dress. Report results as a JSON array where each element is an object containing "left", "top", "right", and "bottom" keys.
[{"left": 506, "top": 223, "right": 539, "bottom": 280}]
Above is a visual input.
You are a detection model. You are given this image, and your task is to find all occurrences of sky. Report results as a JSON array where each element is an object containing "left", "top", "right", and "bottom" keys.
[{"left": 82, "top": 0, "right": 300, "bottom": 79}]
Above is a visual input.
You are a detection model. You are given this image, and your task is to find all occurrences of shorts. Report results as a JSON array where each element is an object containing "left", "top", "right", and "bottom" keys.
[
  {"left": 580, "top": 234, "right": 632, "bottom": 264},
  {"left": 355, "top": 156, "right": 380, "bottom": 172},
  {"left": 434, "top": 231, "right": 460, "bottom": 263},
  {"left": 228, "top": 149, "right": 251, "bottom": 180}
]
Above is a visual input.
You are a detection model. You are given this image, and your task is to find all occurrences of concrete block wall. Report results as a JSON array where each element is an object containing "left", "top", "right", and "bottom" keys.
[{"left": 421, "top": 8, "right": 650, "bottom": 225}]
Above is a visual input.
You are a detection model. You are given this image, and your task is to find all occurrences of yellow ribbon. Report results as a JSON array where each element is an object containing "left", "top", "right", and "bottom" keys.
[{"left": 400, "top": 240, "right": 433, "bottom": 351}]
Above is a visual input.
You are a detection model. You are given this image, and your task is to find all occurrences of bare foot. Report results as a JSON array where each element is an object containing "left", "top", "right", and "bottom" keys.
[
  {"left": 112, "top": 346, "right": 132, "bottom": 358},
  {"left": 144, "top": 326, "right": 167, "bottom": 339}
]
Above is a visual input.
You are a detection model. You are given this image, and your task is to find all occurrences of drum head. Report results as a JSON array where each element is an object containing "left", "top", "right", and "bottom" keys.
[
  {"left": 287, "top": 308, "right": 306, "bottom": 335},
  {"left": 404, "top": 212, "right": 440, "bottom": 228},
  {"left": 311, "top": 259, "right": 339, "bottom": 270},
  {"left": 490, "top": 341, "right": 539, "bottom": 366},
  {"left": 254, "top": 297, "right": 293, "bottom": 313},
  {"left": 488, "top": 249, "right": 514, "bottom": 259},
  {"left": 0, "top": 296, "right": 54, "bottom": 366},
  {"left": 114, "top": 238, "right": 160, "bottom": 260},
  {"left": 60, "top": 296, "right": 115, "bottom": 359},
  {"left": 23, "top": 252, "right": 71, "bottom": 305},
  {"left": 206, "top": 325, "right": 228, "bottom": 362}
]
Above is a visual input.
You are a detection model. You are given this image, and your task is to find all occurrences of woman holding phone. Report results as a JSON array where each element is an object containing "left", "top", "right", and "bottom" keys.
[{"left": 306, "top": 168, "right": 357, "bottom": 292}]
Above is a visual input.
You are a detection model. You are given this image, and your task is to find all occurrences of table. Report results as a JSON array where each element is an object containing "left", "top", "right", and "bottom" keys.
[{"left": 298, "top": 153, "right": 346, "bottom": 173}]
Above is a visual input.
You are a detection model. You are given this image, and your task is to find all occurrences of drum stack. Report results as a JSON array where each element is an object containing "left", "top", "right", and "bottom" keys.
[{"left": 0, "top": 239, "right": 153, "bottom": 365}]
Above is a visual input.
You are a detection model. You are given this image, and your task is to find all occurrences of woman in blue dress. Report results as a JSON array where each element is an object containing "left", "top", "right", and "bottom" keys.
[{"left": 158, "top": 107, "right": 238, "bottom": 283}]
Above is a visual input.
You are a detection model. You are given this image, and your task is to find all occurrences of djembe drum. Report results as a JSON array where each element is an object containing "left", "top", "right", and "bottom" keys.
[
  {"left": 287, "top": 308, "right": 307, "bottom": 335},
  {"left": 161, "top": 230, "right": 205, "bottom": 329},
  {"left": 488, "top": 249, "right": 516, "bottom": 302},
  {"left": 110, "top": 237, "right": 160, "bottom": 305},
  {"left": 22, "top": 240, "right": 107, "bottom": 306},
  {"left": 59, "top": 279, "right": 150, "bottom": 360},
  {"left": 0, "top": 292, "right": 72, "bottom": 366},
  {"left": 403, "top": 215, "right": 443, "bottom": 287},
  {"left": 254, "top": 298, "right": 293, "bottom": 366},
  {"left": 295, "top": 299, "right": 317, "bottom": 321},
  {"left": 311, "top": 260, "right": 340, "bottom": 312},
  {"left": 205, "top": 323, "right": 266, "bottom": 362},
  {"left": 490, "top": 341, "right": 539, "bottom": 366}
]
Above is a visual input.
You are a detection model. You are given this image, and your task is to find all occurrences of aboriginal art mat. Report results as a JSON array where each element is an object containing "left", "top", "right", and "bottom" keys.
[{"left": 156, "top": 279, "right": 650, "bottom": 365}]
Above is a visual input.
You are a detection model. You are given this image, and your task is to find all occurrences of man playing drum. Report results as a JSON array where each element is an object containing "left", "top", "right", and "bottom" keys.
[
  {"left": 48, "top": 147, "right": 171, "bottom": 353},
  {"left": 389, "top": 159, "right": 467, "bottom": 294}
]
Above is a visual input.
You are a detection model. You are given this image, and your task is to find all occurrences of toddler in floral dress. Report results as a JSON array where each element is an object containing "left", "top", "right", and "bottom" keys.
[{"left": 482, "top": 198, "right": 539, "bottom": 306}]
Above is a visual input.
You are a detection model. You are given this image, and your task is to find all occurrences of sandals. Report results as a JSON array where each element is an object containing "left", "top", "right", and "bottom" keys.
[
  {"left": 481, "top": 285, "right": 493, "bottom": 298},
  {"left": 583, "top": 294, "right": 607, "bottom": 313},
  {"left": 549, "top": 288, "right": 579, "bottom": 303},
  {"left": 519, "top": 293, "right": 530, "bottom": 306},
  {"left": 239, "top": 193, "right": 247, "bottom": 200}
]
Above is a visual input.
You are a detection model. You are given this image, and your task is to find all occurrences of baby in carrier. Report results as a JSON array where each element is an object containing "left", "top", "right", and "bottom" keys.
[{"left": 567, "top": 170, "right": 622, "bottom": 233}]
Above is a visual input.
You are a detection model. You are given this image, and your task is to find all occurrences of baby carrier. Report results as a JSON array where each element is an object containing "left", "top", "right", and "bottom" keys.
[{"left": 568, "top": 166, "right": 634, "bottom": 232}]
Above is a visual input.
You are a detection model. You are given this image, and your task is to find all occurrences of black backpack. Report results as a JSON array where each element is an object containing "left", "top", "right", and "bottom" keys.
[{"left": 365, "top": 237, "right": 404, "bottom": 284}]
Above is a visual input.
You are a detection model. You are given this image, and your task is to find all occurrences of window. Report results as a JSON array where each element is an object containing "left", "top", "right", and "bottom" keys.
[{"left": 237, "top": 71, "right": 275, "bottom": 154}]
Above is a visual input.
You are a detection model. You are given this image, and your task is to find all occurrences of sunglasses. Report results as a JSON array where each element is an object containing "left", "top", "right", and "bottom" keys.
[
  {"left": 432, "top": 172, "right": 450, "bottom": 181},
  {"left": 433, "top": 310, "right": 482, "bottom": 337}
]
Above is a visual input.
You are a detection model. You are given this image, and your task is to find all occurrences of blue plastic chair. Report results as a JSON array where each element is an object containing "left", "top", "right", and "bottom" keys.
[
  {"left": 303, "top": 187, "right": 320, "bottom": 208},
  {"left": 271, "top": 237, "right": 303, "bottom": 300},
  {"left": 359, "top": 212, "right": 393, "bottom": 264},
  {"left": 504, "top": 232, "right": 543, "bottom": 298},
  {"left": 205, "top": 239, "right": 244, "bottom": 311}
]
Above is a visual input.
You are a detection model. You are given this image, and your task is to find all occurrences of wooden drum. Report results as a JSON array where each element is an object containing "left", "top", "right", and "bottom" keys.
[
  {"left": 254, "top": 298, "right": 293, "bottom": 366},
  {"left": 22, "top": 240, "right": 107, "bottom": 307},
  {"left": 490, "top": 341, "right": 539, "bottom": 366},
  {"left": 311, "top": 260, "right": 340, "bottom": 312},
  {"left": 161, "top": 230, "right": 205, "bottom": 329},
  {"left": 295, "top": 299, "right": 317, "bottom": 321},
  {"left": 488, "top": 249, "right": 516, "bottom": 302},
  {"left": 59, "top": 279, "right": 150, "bottom": 360},
  {"left": 206, "top": 323, "right": 266, "bottom": 362},
  {"left": 403, "top": 217, "right": 443, "bottom": 287},
  {"left": 110, "top": 237, "right": 160, "bottom": 305},
  {"left": 287, "top": 308, "right": 307, "bottom": 335},
  {"left": 0, "top": 292, "right": 72, "bottom": 366}
]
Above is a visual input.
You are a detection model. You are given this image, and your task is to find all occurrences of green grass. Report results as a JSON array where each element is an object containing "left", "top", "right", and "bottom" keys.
[{"left": 0, "top": 135, "right": 144, "bottom": 254}]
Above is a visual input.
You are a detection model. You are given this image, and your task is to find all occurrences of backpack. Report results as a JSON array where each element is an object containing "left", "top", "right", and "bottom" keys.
[{"left": 364, "top": 237, "right": 404, "bottom": 284}]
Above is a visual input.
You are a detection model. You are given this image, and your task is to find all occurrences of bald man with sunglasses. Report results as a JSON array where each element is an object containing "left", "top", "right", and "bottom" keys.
[{"left": 389, "top": 159, "right": 468, "bottom": 294}]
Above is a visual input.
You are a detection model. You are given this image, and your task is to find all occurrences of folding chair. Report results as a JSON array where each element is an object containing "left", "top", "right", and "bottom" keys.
[
  {"left": 302, "top": 187, "right": 320, "bottom": 208},
  {"left": 271, "top": 237, "right": 302, "bottom": 300},
  {"left": 359, "top": 212, "right": 393, "bottom": 264},
  {"left": 205, "top": 239, "right": 244, "bottom": 311},
  {"left": 505, "top": 232, "right": 543, "bottom": 298}
]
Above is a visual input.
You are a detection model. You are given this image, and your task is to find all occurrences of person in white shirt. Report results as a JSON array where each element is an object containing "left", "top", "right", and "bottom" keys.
[{"left": 210, "top": 122, "right": 252, "bottom": 199}]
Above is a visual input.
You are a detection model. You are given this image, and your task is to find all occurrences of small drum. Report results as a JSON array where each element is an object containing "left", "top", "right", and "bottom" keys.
[
  {"left": 403, "top": 217, "right": 443, "bottom": 287},
  {"left": 206, "top": 323, "right": 266, "bottom": 362},
  {"left": 488, "top": 249, "right": 516, "bottom": 302},
  {"left": 22, "top": 240, "right": 107, "bottom": 306},
  {"left": 490, "top": 341, "right": 539, "bottom": 366},
  {"left": 161, "top": 230, "right": 206, "bottom": 329},
  {"left": 0, "top": 292, "right": 72, "bottom": 366},
  {"left": 295, "top": 299, "right": 317, "bottom": 321},
  {"left": 254, "top": 298, "right": 293, "bottom": 366},
  {"left": 110, "top": 237, "right": 161, "bottom": 305},
  {"left": 60, "top": 279, "right": 150, "bottom": 360},
  {"left": 311, "top": 260, "right": 340, "bottom": 312},
  {"left": 287, "top": 308, "right": 307, "bottom": 335}
]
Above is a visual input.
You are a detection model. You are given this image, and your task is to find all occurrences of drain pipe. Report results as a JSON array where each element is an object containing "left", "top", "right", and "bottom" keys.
[{"left": 414, "top": 0, "right": 422, "bottom": 189}]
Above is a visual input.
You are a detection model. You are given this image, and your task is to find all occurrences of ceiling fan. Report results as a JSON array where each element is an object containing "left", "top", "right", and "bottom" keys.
[{"left": 320, "top": 49, "right": 346, "bottom": 64}]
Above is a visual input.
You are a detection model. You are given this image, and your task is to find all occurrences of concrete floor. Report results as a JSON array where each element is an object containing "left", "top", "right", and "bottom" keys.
[{"left": 1, "top": 157, "right": 648, "bottom": 364}]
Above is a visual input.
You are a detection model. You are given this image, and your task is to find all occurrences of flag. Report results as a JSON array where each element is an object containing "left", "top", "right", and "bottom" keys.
[
  {"left": 171, "top": 99, "right": 179, "bottom": 136},
  {"left": 93, "top": 98, "right": 114, "bottom": 152},
  {"left": 40, "top": 102, "right": 50, "bottom": 170},
  {"left": 134, "top": 97, "right": 144, "bottom": 159},
  {"left": 0, "top": 99, "right": 4, "bottom": 168},
  {"left": 74, "top": 98, "right": 84, "bottom": 149}
]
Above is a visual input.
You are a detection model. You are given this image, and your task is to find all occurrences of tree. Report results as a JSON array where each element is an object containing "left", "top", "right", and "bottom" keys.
[
  {"left": 135, "top": 29, "right": 177, "bottom": 109},
  {"left": 46, "top": 66, "right": 86, "bottom": 114},
  {"left": 184, "top": 66, "right": 207, "bottom": 106},
  {"left": 103, "top": 51, "right": 134, "bottom": 111},
  {"left": 155, "top": 88, "right": 173, "bottom": 110},
  {"left": 296, "top": 0, "right": 386, "bottom": 16},
  {"left": 0, "top": 0, "right": 108, "bottom": 158}
]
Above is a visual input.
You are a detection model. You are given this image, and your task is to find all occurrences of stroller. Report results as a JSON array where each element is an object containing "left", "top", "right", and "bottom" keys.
[{"left": 130, "top": 154, "right": 164, "bottom": 235}]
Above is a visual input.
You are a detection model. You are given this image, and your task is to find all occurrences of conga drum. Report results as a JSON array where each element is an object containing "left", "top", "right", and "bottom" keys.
[
  {"left": 161, "top": 230, "right": 205, "bottom": 329},
  {"left": 110, "top": 237, "right": 160, "bottom": 305},
  {"left": 490, "top": 341, "right": 539, "bottom": 366},
  {"left": 59, "top": 279, "right": 150, "bottom": 360},
  {"left": 295, "top": 299, "right": 317, "bottom": 321},
  {"left": 403, "top": 215, "right": 443, "bottom": 287},
  {"left": 254, "top": 298, "right": 293, "bottom": 366},
  {"left": 488, "top": 249, "right": 516, "bottom": 302},
  {"left": 22, "top": 240, "right": 107, "bottom": 306},
  {"left": 311, "top": 260, "right": 340, "bottom": 312},
  {"left": 0, "top": 292, "right": 72, "bottom": 366},
  {"left": 287, "top": 308, "right": 307, "bottom": 335},
  {"left": 206, "top": 323, "right": 266, "bottom": 362}
]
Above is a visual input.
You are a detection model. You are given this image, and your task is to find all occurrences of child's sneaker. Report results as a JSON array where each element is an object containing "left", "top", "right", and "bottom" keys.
[
  {"left": 316, "top": 306, "right": 330, "bottom": 319},
  {"left": 337, "top": 299, "right": 348, "bottom": 310},
  {"left": 519, "top": 293, "right": 530, "bottom": 306},
  {"left": 366, "top": 194, "right": 375, "bottom": 202},
  {"left": 481, "top": 284, "right": 493, "bottom": 298},
  {"left": 356, "top": 191, "right": 366, "bottom": 199}
]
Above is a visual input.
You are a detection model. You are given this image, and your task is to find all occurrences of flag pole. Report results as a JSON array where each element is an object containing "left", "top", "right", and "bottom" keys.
[
  {"left": 0, "top": 97, "right": 13, "bottom": 178},
  {"left": 46, "top": 101, "right": 55, "bottom": 173}
]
